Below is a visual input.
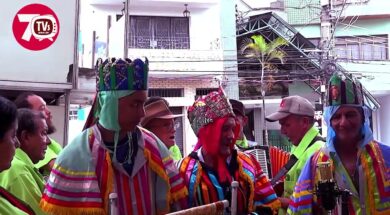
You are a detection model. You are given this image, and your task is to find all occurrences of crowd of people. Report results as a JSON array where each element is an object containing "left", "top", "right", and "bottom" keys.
[{"left": 0, "top": 57, "right": 389, "bottom": 214}]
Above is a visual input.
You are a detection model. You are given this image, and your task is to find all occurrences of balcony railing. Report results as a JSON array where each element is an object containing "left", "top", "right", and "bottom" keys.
[{"left": 129, "top": 36, "right": 190, "bottom": 49}]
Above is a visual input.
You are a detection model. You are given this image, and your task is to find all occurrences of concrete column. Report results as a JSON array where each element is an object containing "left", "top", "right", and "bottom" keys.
[
  {"left": 254, "top": 107, "right": 264, "bottom": 145},
  {"left": 220, "top": 0, "right": 239, "bottom": 99}
]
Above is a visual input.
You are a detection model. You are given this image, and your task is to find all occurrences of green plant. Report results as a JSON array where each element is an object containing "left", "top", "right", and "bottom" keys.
[{"left": 240, "top": 35, "right": 288, "bottom": 145}]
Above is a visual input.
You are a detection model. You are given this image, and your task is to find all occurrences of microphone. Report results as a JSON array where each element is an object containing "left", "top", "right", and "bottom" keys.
[{"left": 315, "top": 161, "right": 340, "bottom": 211}]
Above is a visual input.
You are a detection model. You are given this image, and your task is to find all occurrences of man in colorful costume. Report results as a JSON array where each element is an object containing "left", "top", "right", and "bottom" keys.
[
  {"left": 288, "top": 73, "right": 390, "bottom": 214},
  {"left": 177, "top": 89, "right": 280, "bottom": 214},
  {"left": 40, "top": 58, "right": 188, "bottom": 215}
]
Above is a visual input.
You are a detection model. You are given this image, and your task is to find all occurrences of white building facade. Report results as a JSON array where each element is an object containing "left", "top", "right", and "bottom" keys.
[{"left": 73, "top": 0, "right": 240, "bottom": 155}]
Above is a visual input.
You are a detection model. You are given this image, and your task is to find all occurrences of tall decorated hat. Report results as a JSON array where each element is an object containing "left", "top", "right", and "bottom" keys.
[
  {"left": 326, "top": 73, "right": 364, "bottom": 107},
  {"left": 83, "top": 57, "right": 149, "bottom": 131},
  {"left": 188, "top": 88, "right": 235, "bottom": 135},
  {"left": 96, "top": 57, "right": 149, "bottom": 92}
]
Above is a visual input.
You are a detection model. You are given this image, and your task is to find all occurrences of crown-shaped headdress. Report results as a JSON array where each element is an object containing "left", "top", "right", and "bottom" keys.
[
  {"left": 188, "top": 88, "right": 235, "bottom": 135},
  {"left": 326, "top": 73, "right": 364, "bottom": 106},
  {"left": 96, "top": 57, "right": 148, "bottom": 92}
]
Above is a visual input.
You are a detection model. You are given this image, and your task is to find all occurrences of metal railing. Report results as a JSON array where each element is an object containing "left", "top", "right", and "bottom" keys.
[{"left": 129, "top": 36, "right": 190, "bottom": 49}]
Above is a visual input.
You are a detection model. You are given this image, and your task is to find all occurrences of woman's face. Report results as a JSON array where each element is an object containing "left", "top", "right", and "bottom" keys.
[
  {"left": 331, "top": 106, "right": 363, "bottom": 143},
  {"left": 0, "top": 121, "right": 18, "bottom": 172}
]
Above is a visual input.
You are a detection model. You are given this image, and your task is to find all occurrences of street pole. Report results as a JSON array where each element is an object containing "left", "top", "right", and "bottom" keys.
[
  {"left": 319, "top": 0, "right": 336, "bottom": 136},
  {"left": 124, "top": 0, "right": 129, "bottom": 59},
  {"left": 320, "top": 0, "right": 335, "bottom": 62},
  {"left": 92, "top": 30, "right": 96, "bottom": 68}
]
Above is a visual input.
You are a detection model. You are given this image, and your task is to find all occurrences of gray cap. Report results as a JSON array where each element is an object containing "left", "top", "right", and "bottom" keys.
[{"left": 266, "top": 96, "right": 314, "bottom": 122}]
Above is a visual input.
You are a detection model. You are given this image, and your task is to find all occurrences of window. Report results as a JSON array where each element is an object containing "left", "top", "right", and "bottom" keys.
[
  {"left": 195, "top": 88, "right": 218, "bottom": 99},
  {"left": 333, "top": 0, "right": 368, "bottom": 5},
  {"left": 69, "top": 110, "right": 78, "bottom": 120},
  {"left": 170, "top": 107, "right": 184, "bottom": 156},
  {"left": 335, "top": 35, "right": 388, "bottom": 61},
  {"left": 148, "top": 88, "right": 184, "bottom": 97},
  {"left": 129, "top": 16, "right": 190, "bottom": 49}
]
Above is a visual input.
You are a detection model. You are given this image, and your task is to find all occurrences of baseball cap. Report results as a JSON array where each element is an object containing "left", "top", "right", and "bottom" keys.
[
  {"left": 266, "top": 96, "right": 314, "bottom": 122},
  {"left": 229, "top": 99, "right": 245, "bottom": 117},
  {"left": 141, "top": 100, "right": 182, "bottom": 127}
]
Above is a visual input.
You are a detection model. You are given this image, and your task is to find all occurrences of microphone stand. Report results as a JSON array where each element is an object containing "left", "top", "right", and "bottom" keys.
[
  {"left": 315, "top": 181, "right": 351, "bottom": 215},
  {"left": 315, "top": 161, "right": 351, "bottom": 215},
  {"left": 341, "top": 190, "right": 351, "bottom": 215},
  {"left": 109, "top": 193, "right": 118, "bottom": 215}
]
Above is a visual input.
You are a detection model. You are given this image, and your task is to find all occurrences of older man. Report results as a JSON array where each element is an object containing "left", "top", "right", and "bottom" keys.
[
  {"left": 40, "top": 58, "right": 187, "bottom": 215},
  {"left": 178, "top": 89, "right": 280, "bottom": 214},
  {"left": 288, "top": 74, "right": 390, "bottom": 214},
  {"left": 14, "top": 93, "right": 62, "bottom": 175},
  {"left": 265, "top": 96, "right": 325, "bottom": 214},
  {"left": 0, "top": 108, "right": 50, "bottom": 215},
  {"left": 141, "top": 97, "right": 183, "bottom": 161},
  {"left": 0, "top": 97, "right": 36, "bottom": 215},
  {"left": 229, "top": 99, "right": 257, "bottom": 149}
]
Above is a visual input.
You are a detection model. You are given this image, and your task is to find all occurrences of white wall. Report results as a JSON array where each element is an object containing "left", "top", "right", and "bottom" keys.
[
  {"left": 108, "top": 17, "right": 124, "bottom": 58},
  {"left": 190, "top": 5, "right": 221, "bottom": 50},
  {"left": 377, "top": 95, "right": 390, "bottom": 145},
  {"left": 49, "top": 105, "right": 66, "bottom": 146},
  {"left": 68, "top": 106, "right": 92, "bottom": 144},
  {"left": 81, "top": 2, "right": 223, "bottom": 65},
  {"left": 0, "top": 1, "right": 77, "bottom": 83},
  {"left": 340, "top": 0, "right": 390, "bottom": 18}
]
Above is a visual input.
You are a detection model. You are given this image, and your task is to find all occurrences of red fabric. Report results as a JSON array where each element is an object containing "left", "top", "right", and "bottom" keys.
[
  {"left": 195, "top": 116, "right": 240, "bottom": 184},
  {"left": 0, "top": 187, "right": 35, "bottom": 215}
]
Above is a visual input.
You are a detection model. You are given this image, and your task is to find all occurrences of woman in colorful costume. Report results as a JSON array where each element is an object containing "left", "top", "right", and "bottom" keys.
[
  {"left": 288, "top": 73, "right": 390, "bottom": 214},
  {"left": 0, "top": 96, "right": 35, "bottom": 215},
  {"left": 40, "top": 58, "right": 188, "bottom": 215},
  {"left": 177, "top": 89, "right": 280, "bottom": 214}
]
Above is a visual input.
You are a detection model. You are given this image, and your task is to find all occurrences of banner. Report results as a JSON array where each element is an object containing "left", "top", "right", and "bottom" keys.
[{"left": 0, "top": 0, "right": 77, "bottom": 84}]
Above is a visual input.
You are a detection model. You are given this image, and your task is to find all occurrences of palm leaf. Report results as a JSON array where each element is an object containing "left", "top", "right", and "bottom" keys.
[
  {"left": 240, "top": 35, "right": 289, "bottom": 146},
  {"left": 267, "top": 37, "right": 289, "bottom": 54},
  {"left": 241, "top": 43, "right": 260, "bottom": 58},
  {"left": 268, "top": 50, "right": 287, "bottom": 64},
  {"left": 251, "top": 35, "right": 268, "bottom": 54}
]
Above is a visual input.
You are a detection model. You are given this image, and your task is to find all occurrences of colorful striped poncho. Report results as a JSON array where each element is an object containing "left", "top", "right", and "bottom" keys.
[
  {"left": 178, "top": 149, "right": 280, "bottom": 214},
  {"left": 287, "top": 140, "right": 390, "bottom": 215},
  {"left": 40, "top": 125, "right": 188, "bottom": 215}
]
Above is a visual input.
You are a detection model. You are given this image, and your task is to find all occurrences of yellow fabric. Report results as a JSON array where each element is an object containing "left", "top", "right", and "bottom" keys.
[
  {"left": 284, "top": 127, "right": 324, "bottom": 198},
  {"left": 236, "top": 136, "right": 249, "bottom": 148},
  {"left": 0, "top": 196, "right": 29, "bottom": 215},
  {"left": 102, "top": 151, "right": 114, "bottom": 214},
  {"left": 169, "top": 144, "right": 183, "bottom": 161},
  {"left": 0, "top": 149, "right": 46, "bottom": 215},
  {"left": 40, "top": 201, "right": 105, "bottom": 215}
]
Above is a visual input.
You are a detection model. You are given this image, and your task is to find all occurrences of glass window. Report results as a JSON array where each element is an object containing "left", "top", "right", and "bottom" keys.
[
  {"left": 362, "top": 43, "right": 373, "bottom": 60},
  {"left": 148, "top": 88, "right": 184, "bottom": 97},
  {"left": 129, "top": 16, "right": 190, "bottom": 49},
  {"left": 335, "top": 35, "right": 388, "bottom": 61}
]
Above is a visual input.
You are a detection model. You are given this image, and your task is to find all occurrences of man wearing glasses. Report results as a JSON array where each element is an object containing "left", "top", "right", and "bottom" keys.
[{"left": 141, "top": 97, "right": 183, "bottom": 161}]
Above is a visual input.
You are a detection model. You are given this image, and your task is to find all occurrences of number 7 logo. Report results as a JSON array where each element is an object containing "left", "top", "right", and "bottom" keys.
[{"left": 13, "top": 4, "right": 60, "bottom": 51}]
